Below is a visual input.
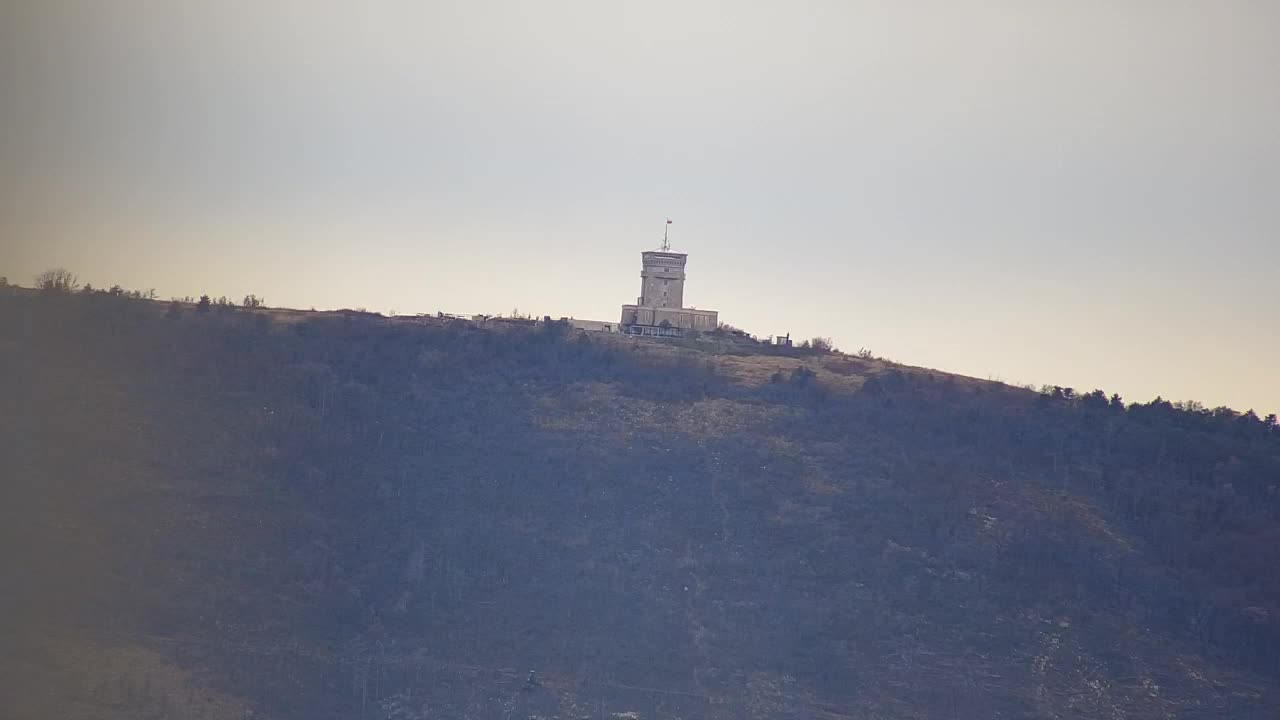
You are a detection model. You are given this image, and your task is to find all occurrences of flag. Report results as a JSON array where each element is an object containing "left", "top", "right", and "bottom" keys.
[{"left": 666, "top": 219, "right": 672, "bottom": 224}]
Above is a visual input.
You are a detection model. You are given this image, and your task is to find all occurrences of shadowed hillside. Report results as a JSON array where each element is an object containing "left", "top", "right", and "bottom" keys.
[{"left": 2, "top": 286, "right": 1279, "bottom": 719}]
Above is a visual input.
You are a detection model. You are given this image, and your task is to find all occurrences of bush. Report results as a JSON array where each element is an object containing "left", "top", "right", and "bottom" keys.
[
  {"left": 790, "top": 366, "right": 817, "bottom": 383},
  {"left": 809, "top": 337, "right": 835, "bottom": 353}
]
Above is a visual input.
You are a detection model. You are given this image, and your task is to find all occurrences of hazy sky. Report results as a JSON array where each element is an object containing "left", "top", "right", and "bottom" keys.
[{"left": 2, "top": 1, "right": 1277, "bottom": 414}]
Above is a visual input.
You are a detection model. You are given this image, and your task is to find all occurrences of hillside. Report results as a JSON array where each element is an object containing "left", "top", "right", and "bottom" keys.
[{"left": 2, "top": 287, "right": 1279, "bottom": 720}]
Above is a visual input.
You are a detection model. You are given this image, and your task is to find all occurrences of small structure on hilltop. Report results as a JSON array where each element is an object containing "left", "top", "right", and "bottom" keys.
[{"left": 620, "top": 221, "right": 718, "bottom": 337}]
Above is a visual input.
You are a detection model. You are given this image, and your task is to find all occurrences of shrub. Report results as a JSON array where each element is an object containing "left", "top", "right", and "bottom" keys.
[
  {"left": 790, "top": 366, "right": 817, "bottom": 383},
  {"left": 809, "top": 337, "right": 835, "bottom": 353}
]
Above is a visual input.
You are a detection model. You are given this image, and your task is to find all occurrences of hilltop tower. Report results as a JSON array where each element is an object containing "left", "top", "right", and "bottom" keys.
[
  {"left": 638, "top": 251, "right": 686, "bottom": 309},
  {"left": 620, "top": 224, "right": 718, "bottom": 336}
]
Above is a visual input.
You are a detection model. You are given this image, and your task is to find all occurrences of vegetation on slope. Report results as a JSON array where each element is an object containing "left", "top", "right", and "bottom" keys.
[{"left": 2, "top": 283, "right": 1278, "bottom": 719}]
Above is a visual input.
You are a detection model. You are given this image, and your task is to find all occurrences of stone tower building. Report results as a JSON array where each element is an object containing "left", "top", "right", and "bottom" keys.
[
  {"left": 621, "top": 247, "right": 718, "bottom": 336},
  {"left": 638, "top": 251, "right": 686, "bottom": 309}
]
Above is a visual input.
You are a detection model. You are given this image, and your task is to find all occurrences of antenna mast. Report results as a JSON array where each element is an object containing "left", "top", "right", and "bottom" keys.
[{"left": 661, "top": 218, "right": 671, "bottom": 252}]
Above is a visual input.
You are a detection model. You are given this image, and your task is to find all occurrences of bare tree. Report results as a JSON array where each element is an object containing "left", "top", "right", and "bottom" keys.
[{"left": 35, "top": 268, "right": 79, "bottom": 293}]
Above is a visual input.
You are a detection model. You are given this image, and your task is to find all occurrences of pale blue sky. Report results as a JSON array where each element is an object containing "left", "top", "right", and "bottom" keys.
[{"left": 2, "top": 1, "right": 1277, "bottom": 414}]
